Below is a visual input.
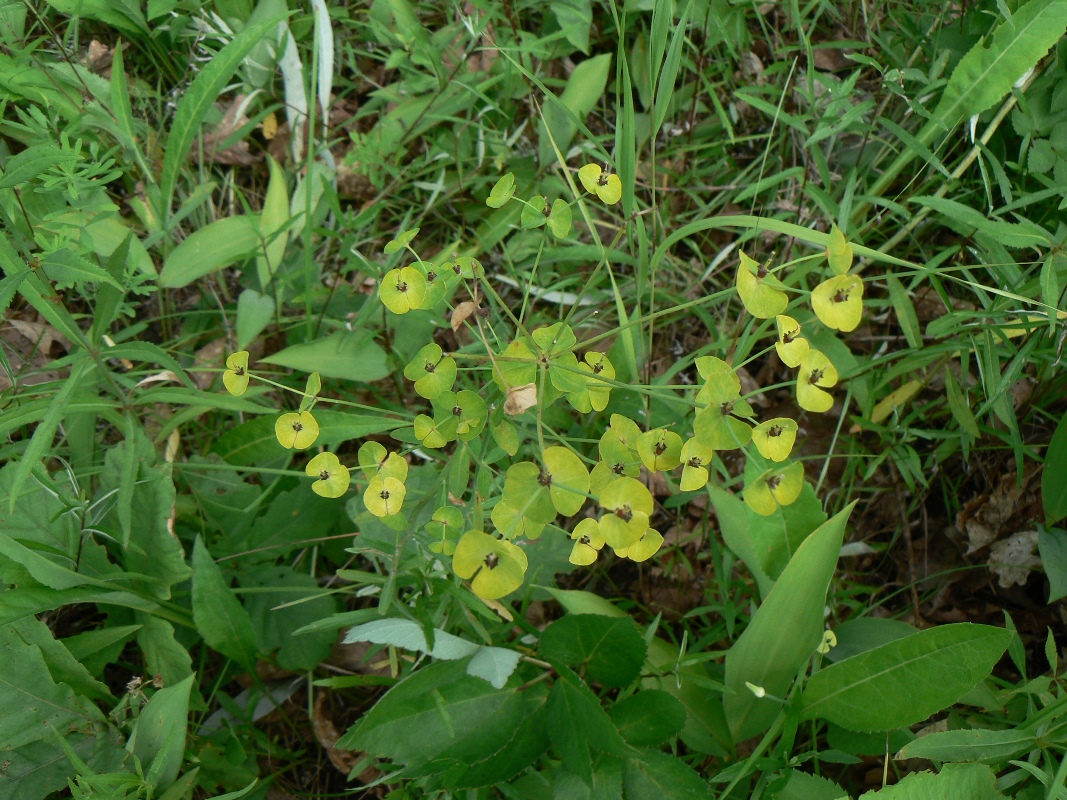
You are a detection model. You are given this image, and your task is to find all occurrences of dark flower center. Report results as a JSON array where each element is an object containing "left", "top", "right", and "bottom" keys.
[
  {"left": 234, "top": 366, "right": 246, "bottom": 376},
  {"left": 768, "top": 425, "right": 782, "bottom": 437},
  {"left": 810, "top": 368, "right": 824, "bottom": 384},
  {"left": 833, "top": 289, "right": 849, "bottom": 303},
  {"left": 318, "top": 470, "right": 330, "bottom": 481},
  {"left": 687, "top": 456, "right": 703, "bottom": 468},
  {"left": 292, "top": 421, "right": 303, "bottom": 432},
  {"left": 579, "top": 535, "right": 591, "bottom": 545},
  {"left": 767, "top": 475, "right": 782, "bottom": 491},
  {"left": 380, "top": 490, "right": 390, "bottom": 500},
  {"left": 615, "top": 506, "right": 633, "bottom": 522},
  {"left": 654, "top": 441, "right": 667, "bottom": 456},
  {"left": 538, "top": 469, "right": 552, "bottom": 487},
  {"left": 484, "top": 552, "right": 499, "bottom": 569}
]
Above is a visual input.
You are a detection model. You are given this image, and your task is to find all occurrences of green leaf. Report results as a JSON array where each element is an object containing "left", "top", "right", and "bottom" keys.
[
  {"left": 896, "top": 728, "right": 1037, "bottom": 764},
  {"left": 768, "top": 770, "right": 850, "bottom": 800},
  {"left": 539, "top": 614, "right": 646, "bottom": 688},
  {"left": 242, "top": 564, "right": 338, "bottom": 671},
  {"left": 159, "top": 15, "right": 286, "bottom": 221},
  {"left": 551, "top": 0, "right": 592, "bottom": 53},
  {"left": 451, "top": 687, "right": 550, "bottom": 788},
  {"left": 945, "top": 366, "right": 980, "bottom": 438},
  {"left": 652, "top": 0, "right": 693, "bottom": 135},
  {"left": 256, "top": 154, "right": 290, "bottom": 288},
  {"left": 0, "top": 143, "right": 76, "bottom": 188},
  {"left": 910, "top": 196, "right": 1049, "bottom": 249},
  {"left": 708, "top": 486, "right": 773, "bottom": 598},
  {"left": 7, "top": 357, "right": 94, "bottom": 513},
  {"left": 486, "top": 173, "right": 516, "bottom": 208},
  {"left": 158, "top": 215, "right": 261, "bottom": 287},
  {"left": 259, "top": 330, "right": 390, "bottom": 383},
  {"left": 826, "top": 617, "right": 917, "bottom": 663},
  {"left": 0, "top": 623, "right": 121, "bottom": 797},
  {"left": 1038, "top": 528, "right": 1067, "bottom": 602},
  {"left": 191, "top": 537, "right": 259, "bottom": 671},
  {"left": 856, "top": 763, "right": 1005, "bottom": 800},
  {"left": 932, "top": 0, "right": 1067, "bottom": 132},
  {"left": 886, "top": 275, "right": 922, "bottom": 350},
  {"left": 236, "top": 288, "right": 275, "bottom": 349},
  {"left": 1044, "top": 413, "right": 1067, "bottom": 524},
  {"left": 621, "top": 749, "right": 710, "bottom": 799},
  {"left": 8, "top": 617, "right": 113, "bottom": 702},
  {"left": 801, "top": 624, "right": 1011, "bottom": 731},
  {"left": 538, "top": 53, "right": 612, "bottom": 166},
  {"left": 609, "top": 690, "right": 686, "bottom": 747},
  {"left": 338, "top": 660, "right": 525, "bottom": 777},
  {"left": 41, "top": 248, "right": 124, "bottom": 290},
  {"left": 212, "top": 410, "right": 403, "bottom": 465},
  {"left": 724, "top": 504, "right": 854, "bottom": 740},
  {"left": 547, "top": 664, "right": 632, "bottom": 786},
  {"left": 126, "top": 674, "right": 194, "bottom": 792}
]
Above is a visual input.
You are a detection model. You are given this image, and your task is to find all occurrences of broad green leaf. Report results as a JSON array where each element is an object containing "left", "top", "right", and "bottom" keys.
[
  {"left": 486, "top": 173, "right": 516, "bottom": 208},
  {"left": 243, "top": 563, "right": 338, "bottom": 671},
  {"left": 551, "top": 0, "right": 592, "bottom": 52},
  {"left": 609, "top": 690, "right": 686, "bottom": 747},
  {"left": 724, "top": 503, "right": 854, "bottom": 740},
  {"left": 450, "top": 687, "right": 550, "bottom": 788},
  {"left": 159, "top": 15, "right": 284, "bottom": 221},
  {"left": 338, "top": 659, "right": 525, "bottom": 776},
  {"left": 548, "top": 199, "right": 572, "bottom": 238},
  {"left": 521, "top": 194, "right": 549, "bottom": 228},
  {"left": 856, "top": 763, "right": 1005, "bottom": 800},
  {"left": 538, "top": 53, "right": 612, "bottom": 166},
  {"left": 126, "top": 674, "right": 194, "bottom": 792},
  {"left": 826, "top": 617, "right": 917, "bottom": 663},
  {"left": 708, "top": 486, "right": 773, "bottom": 597},
  {"left": 260, "top": 330, "right": 389, "bottom": 382},
  {"left": 191, "top": 537, "right": 259, "bottom": 670},
  {"left": 621, "top": 749, "right": 710, "bottom": 799},
  {"left": 769, "top": 770, "right": 849, "bottom": 800},
  {"left": 8, "top": 617, "right": 112, "bottom": 702},
  {"left": 933, "top": 1, "right": 1067, "bottom": 133},
  {"left": 343, "top": 618, "right": 479, "bottom": 660},
  {"left": 63, "top": 624, "right": 143, "bottom": 677},
  {"left": 1038, "top": 528, "right": 1067, "bottom": 602},
  {"left": 546, "top": 665, "right": 632, "bottom": 785},
  {"left": 1044, "top": 413, "right": 1067, "bottom": 524},
  {"left": 896, "top": 728, "right": 1036, "bottom": 764},
  {"left": 539, "top": 614, "right": 646, "bottom": 688},
  {"left": 801, "top": 623, "right": 1011, "bottom": 731},
  {"left": 158, "top": 215, "right": 260, "bottom": 287}
]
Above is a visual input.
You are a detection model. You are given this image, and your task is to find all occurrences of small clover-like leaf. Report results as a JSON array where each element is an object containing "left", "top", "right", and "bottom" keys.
[
  {"left": 616, "top": 528, "right": 664, "bottom": 562},
  {"left": 600, "top": 414, "right": 642, "bottom": 461},
  {"left": 452, "top": 256, "right": 484, "bottom": 280},
  {"left": 298, "top": 371, "right": 321, "bottom": 412},
  {"left": 380, "top": 452, "right": 409, "bottom": 483},
  {"left": 775, "top": 315, "right": 809, "bottom": 368},
  {"left": 695, "top": 356, "right": 742, "bottom": 406},
  {"left": 812, "top": 274, "right": 864, "bottom": 332},
  {"left": 679, "top": 437, "right": 714, "bottom": 491},
  {"left": 413, "top": 260, "right": 450, "bottom": 309},
  {"left": 404, "top": 342, "right": 457, "bottom": 400},
  {"left": 426, "top": 506, "right": 464, "bottom": 556},
  {"left": 452, "top": 530, "right": 528, "bottom": 600},
  {"left": 435, "top": 389, "right": 488, "bottom": 440},
  {"left": 547, "top": 199, "right": 572, "bottom": 239},
  {"left": 543, "top": 446, "right": 591, "bottom": 517},
  {"left": 797, "top": 349, "right": 838, "bottom": 413},
  {"left": 275, "top": 411, "right": 319, "bottom": 450},
  {"left": 486, "top": 173, "right": 516, "bottom": 208},
  {"left": 598, "top": 477, "right": 652, "bottom": 550},
  {"left": 379, "top": 266, "right": 427, "bottom": 314},
  {"left": 365, "top": 475, "right": 406, "bottom": 517},
  {"left": 635, "top": 428, "right": 683, "bottom": 472},
  {"left": 358, "top": 441, "right": 387, "bottom": 478},
  {"left": 306, "top": 452, "right": 350, "bottom": 498},
  {"left": 736, "top": 251, "right": 788, "bottom": 318},
  {"left": 493, "top": 338, "right": 537, "bottom": 392},
  {"left": 568, "top": 518, "right": 604, "bottom": 566},
  {"left": 223, "top": 351, "right": 250, "bottom": 396},
  {"left": 384, "top": 227, "right": 419, "bottom": 254},
  {"left": 743, "top": 461, "right": 805, "bottom": 516},
  {"left": 825, "top": 224, "right": 854, "bottom": 275},
  {"left": 751, "top": 418, "right": 799, "bottom": 462},
  {"left": 502, "top": 461, "right": 558, "bottom": 524},
  {"left": 577, "top": 163, "right": 622, "bottom": 204},
  {"left": 413, "top": 413, "right": 459, "bottom": 448},
  {"left": 491, "top": 499, "right": 547, "bottom": 540},
  {"left": 694, "top": 401, "right": 753, "bottom": 450},
  {"left": 567, "top": 351, "right": 614, "bottom": 413},
  {"left": 521, "top": 195, "right": 548, "bottom": 228}
]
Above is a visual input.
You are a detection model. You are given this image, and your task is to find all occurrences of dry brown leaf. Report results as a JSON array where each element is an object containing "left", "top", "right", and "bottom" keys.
[
  {"left": 135, "top": 370, "right": 181, "bottom": 388},
  {"left": 988, "top": 530, "right": 1040, "bottom": 588},
  {"left": 191, "top": 338, "right": 227, "bottom": 390},
  {"left": 312, "top": 693, "right": 380, "bottom": 781},
  {"left": 504, "top": 383, "right": 537, "bottom": 416},
  {"left": 451, "top": 301, "right": 479, "bottom": 332}
]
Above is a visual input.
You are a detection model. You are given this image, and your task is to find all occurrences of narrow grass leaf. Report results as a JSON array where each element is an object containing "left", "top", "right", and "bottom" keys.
[{"left": 896, "top": 728, "right": 1037, "bottom": 764}]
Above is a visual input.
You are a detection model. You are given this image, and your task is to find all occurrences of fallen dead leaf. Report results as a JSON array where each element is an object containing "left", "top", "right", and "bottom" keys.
[
  {"left": 504, "top": 383, "right": 537, "bottom": 416},
  {"left": 988, "top": 530, "right": 1040, "bottom": 588},
  {"left": 451, "top": 301, "right": 479, "bottom": 332},
  {"left": 200, "top": 95, "right": 261, "bottom": 166}
]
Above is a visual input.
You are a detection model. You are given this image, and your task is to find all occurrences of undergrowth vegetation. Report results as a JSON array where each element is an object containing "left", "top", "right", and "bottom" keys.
[{"left": 3, "top": 0, "right": 1067, "bottom": 798}]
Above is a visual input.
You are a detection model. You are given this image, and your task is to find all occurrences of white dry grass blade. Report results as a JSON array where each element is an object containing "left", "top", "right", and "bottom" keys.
[
  {"left": 278, "top": 25, "right": 308, "bottom": 161},
  {"left": 311, "top": 0, "right": 334, "bottom": 129}
]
